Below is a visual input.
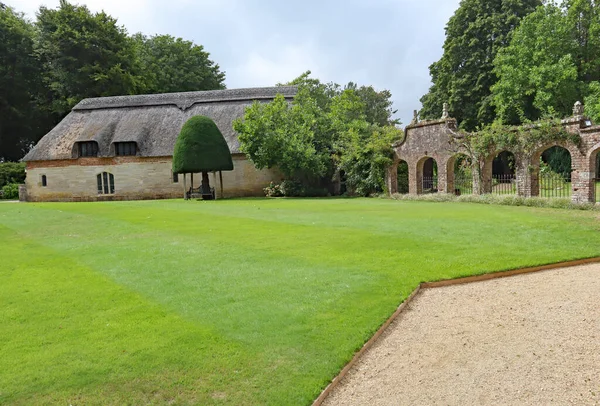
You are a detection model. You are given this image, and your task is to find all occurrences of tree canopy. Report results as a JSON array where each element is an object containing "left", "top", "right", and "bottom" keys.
[
  {"left": 493, "top": 0, "right": 600, "bottom": 123},
  {"left": 35, "top": 0, "right": 138, "bottom": 118},
  {"left": 419, "top": 0, "right": 541, "bottom": 130},
  {"left": 172, "top": 116, "right": 233, "bottom": 174},
  {"left": 132, "top": 34, "right": 225, "bottom": 94},
  {"left": 0, "top": 0, "right": 226, "bottom": 162},
  {"left": 234, "top": 72, "right": 402, "bottom": 195},
  {"left": 0, "top": 5, "right": 48, "bottom": 161}
]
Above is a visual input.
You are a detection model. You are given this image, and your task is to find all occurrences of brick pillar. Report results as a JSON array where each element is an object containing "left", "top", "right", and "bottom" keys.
[
  {"left": 471, "top": 157, "right": 490, "bottom": 195},
  {"left": 412, "top": 160, "right": 421, "bottom": 195},
  {"left": 571, "top": 149, "right": 594, "bottom": 203},
  {"left": 571, "top": 171, "right": 594, "bottom": 203},
  {"left": 437, "top": 158, "right": 448, "bottom": 194},
  {"left": 386, "top": 163, "right": 399, "bottom": 195},
  {"left": 516, "top": 154, "right": 537, "bottom": 197}
]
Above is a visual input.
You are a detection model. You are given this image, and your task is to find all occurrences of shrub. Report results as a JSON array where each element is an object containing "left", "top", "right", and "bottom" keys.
[
  {"left": 390, "top": 192, "right": 598, "bottom": 211},
  {"left": 303, "top": 186, "right": 329, "bottom": 197},
  {"left": 172, "top": 116, "right": 233, "bottom": 174},
  {"left": 279, "top": 180, "right": 305, "bottom": 197},
  {"left": 2, "top": 183, "right": 20, "bottom": 200},
  {"left": 0, "top": 162, "right": 26, "bottom": 189},
  {"left": 263, "top": 182, "right": 284, "bottom": 197},
  {"left": 263, "top": 180, "right": 329, "bottom": 198}
]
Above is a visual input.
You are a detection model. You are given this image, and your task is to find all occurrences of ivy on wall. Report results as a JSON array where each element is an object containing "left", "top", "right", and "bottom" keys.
[
  {"left": 447, "top": 119, "right": 582, "bottom": 193},
  {"left": 453, "top": 119, "right": 581, "bottom": 163}
]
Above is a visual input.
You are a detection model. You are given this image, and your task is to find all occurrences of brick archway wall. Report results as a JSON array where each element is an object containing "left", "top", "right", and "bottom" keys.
[
  {"left": 587, "top": 142, "right": 600, "bottom": 202},
  {"left": 392, "top": 114, "right": 600, "bottom": 202},
  {"left": 525, "top": 142, "right": 581, "bottom": 199},
  {"left": 416, "top": 157, "right": 433, "bottom": 194}
]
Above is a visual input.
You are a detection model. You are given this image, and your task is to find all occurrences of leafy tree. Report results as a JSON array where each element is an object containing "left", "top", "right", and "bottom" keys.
[
  {"left": 345, "top": 82, "right": 400, "bottom": 126},
  {"left": 564, "top": 0, "right": 600, "bottom": 82},
  {"left": 493, "top": 0, "right": 600, "bottom": 123},
  {"left": 235, "top": 72, "right": 401, "bottom": 194},
  {"left": 1, "top": 183, "right": 19, "bottom": 199},
  {"left": 0, "top": 162, "right": 26, "bottom": 188},
  {"left": 337, "top": 124, "right": 403, "bottom": 196},
  {"left": 492, "top": 3, "right": 579, "bottom": 123},
  {"left": 234, "top": 93, "right": 331, "bottom": 182},
  {"left": 420, "top": 0, "right": 541, "bottom": 130},
  {"left": 35, "top": 0, "right": 139, "bottom": 117},
  {"left": 132, "top": 34, "right": 225, "bottom": 94},
  {"left": 0, "top": 5, "right": 47, "bottom": 161},
  {"left": 584, "top": 81, "right": 600, "bottom": 121}
]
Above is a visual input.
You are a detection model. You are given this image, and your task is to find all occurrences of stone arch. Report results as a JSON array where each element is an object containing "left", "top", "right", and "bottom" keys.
[
  {"left": 416, "top": 157, "right": 438, "bottom": 194},
  {"left": 446, "top": 153, "right": 472, "bottom": 195},
  {"left": 397, "top": 160, "right": 409, "bottom": 194},
  {"left": 588, "top": 142, "right": 600, "bottom": 202},
  {"left": 529, "top": 143, "right": 574, "bottom": 199},
  {"left": 491, "top": 150, "right": 516, "bottom": 195}
]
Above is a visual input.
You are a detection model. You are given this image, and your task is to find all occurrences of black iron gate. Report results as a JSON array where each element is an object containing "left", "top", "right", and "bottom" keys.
[
  {"left": 422, "top": 175, "right": 438, "bottom": 194},
  {"left": 492, "top": 174, "right": 516, "bottom": 195},
  {"left": 539, "top": 172, "right": 571, "bottom": 199},
  {"left": 454, "top": 174, "right": 473, "bottom": 195}
]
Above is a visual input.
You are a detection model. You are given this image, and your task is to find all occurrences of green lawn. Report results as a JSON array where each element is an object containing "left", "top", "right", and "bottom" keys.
[{"left": 1, "top": 198, "right": 600, "bottom": 405}]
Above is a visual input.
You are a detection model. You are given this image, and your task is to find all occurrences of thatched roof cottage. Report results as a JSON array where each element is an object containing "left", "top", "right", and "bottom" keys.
[{"left": 22, "top": 86, "right": 297, "bottom": 202}]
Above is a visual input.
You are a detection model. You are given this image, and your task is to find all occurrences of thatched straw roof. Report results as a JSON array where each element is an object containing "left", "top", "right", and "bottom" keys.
[
  {"left": 23, "top": 87, "right": 297, "bottom": 162},
  {"left": 172, "top": 116, "right": 234, "bottom": 173}
]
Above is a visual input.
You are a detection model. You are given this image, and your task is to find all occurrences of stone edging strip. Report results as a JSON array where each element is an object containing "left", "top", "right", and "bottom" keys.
[
  {"left": 421, "top": 256, "right": 600, "bottom": 288},
  {"left": 311, "top": 285, "right": 422, "bottom": 406},
  {"left": 311, "top": 256, "right": 600, "bottom": 406}
]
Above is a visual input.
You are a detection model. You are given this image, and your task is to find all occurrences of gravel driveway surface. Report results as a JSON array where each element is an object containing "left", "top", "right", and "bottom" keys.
[{"left": 323, "top": 264, "right": 600, "bottom": 406}]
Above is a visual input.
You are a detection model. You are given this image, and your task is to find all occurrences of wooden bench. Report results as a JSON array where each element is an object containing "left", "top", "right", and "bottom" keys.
[{"left": 186, "top": 185, "right": 215, "bottom": 200}]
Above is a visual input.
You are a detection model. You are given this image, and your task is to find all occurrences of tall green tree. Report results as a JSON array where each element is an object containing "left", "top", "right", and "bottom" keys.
[
  {"left": 234, "top": 75, "right": 339, "bottom": 183},
  {"left": 419, "top": 0, "right": 541, "bottom": 130},
  {"left": 0, "top": 5, "right": 46, "bottom": 161},
  {"left": 492, "top": 0, "right": 600, "bottom": 123},
  {"left": 132, "top": 34, "right": 225, "bottom": 94},
  {"left": 565, "top": 0, "right": 600, "bottom": 82},
  {"left": 234, "top": 72, "right": 402, "bottom": 194},
  {"left": 35, "top": 0, "right": 139, "bottom": 118},
  {"left": 492, "top": 3, "right": 579, "bottom": 122},
  {"left": 345, "top": 82, "right": 400, "bottom": 126},
  {"left": 584, "top": 81, "right": 600, "bottom": 121}
]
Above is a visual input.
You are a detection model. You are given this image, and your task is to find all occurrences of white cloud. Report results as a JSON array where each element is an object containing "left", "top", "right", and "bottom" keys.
[
  {"left": 5, "top": 0, "right": 462, "bottom": 124},
  {"left": 229, "top": 43, "right": 324, "bottom": 88},
  {"left": 7, "top": 0, "right": 154, "bottom": 32}
]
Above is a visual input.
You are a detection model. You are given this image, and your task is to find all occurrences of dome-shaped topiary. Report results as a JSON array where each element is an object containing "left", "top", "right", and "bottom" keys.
[{"left": 172, "top": 116, "right": 234, "bottom": 174}]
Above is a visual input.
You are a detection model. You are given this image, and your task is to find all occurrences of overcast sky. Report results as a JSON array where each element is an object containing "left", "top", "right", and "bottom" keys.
[{"left": 9, "top": 0, "right": 461, "bottom": 125}]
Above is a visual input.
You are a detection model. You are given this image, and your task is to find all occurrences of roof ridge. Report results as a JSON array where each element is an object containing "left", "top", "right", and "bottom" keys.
[{"left": 73, "top": 86, "right": 298, "bottom": 112}]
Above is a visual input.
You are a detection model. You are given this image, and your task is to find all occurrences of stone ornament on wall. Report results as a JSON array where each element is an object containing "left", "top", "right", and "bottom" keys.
[
  {"left": 410, "top": 110, "right": 419, "bottom": 125},
  {"left": 441, "top": 103, "right": 449, "bottom": 119},
  {"left": 573, "top": 101, "right": 584, "bottom": 117}
]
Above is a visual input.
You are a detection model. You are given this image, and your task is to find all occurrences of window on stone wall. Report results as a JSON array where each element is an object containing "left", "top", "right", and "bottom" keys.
[
  {"left": 78, "top": 141, "right": 99, "bottom": 157},
  {"left": 41, "top": 175, "right": 47, "bottom": 187},
  {"left": 172, "top": 172, "right": 179, "bottom": 183},
  {"left": 115, "top": 142, "right": 137, "bottom": 156},
  {"left": 97, "top": 172, "right": 115, "bottom": 195}
]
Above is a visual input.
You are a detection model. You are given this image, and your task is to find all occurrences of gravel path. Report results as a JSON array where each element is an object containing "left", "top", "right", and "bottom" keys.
[{"left": 323, "top": 264, "right": 600, "bottom": 406}]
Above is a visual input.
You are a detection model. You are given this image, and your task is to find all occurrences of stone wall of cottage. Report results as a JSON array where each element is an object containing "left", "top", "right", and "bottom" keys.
[{"left": 25, "top": 154, "right": 281, "bottom": 202}]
